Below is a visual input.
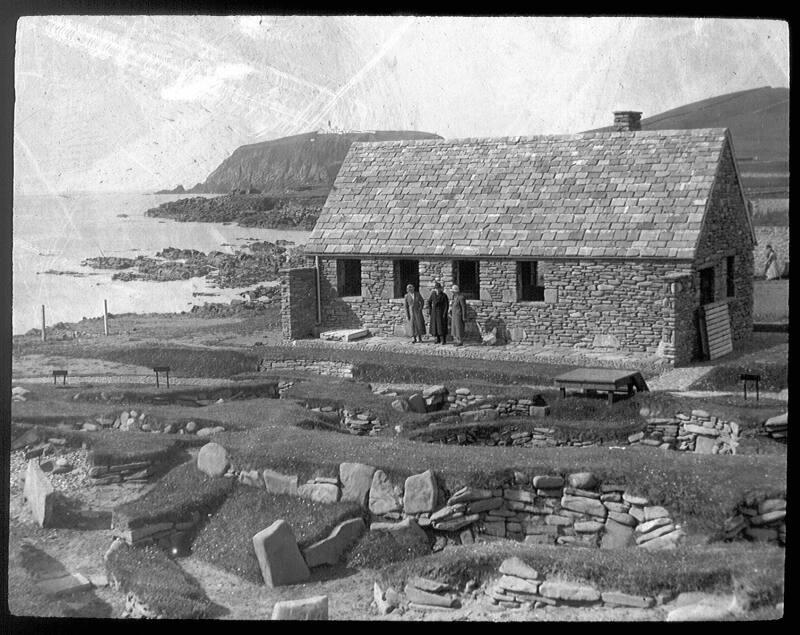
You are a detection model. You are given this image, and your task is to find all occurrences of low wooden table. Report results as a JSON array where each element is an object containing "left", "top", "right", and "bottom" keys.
[{"left": 554, "top": 368, "right": 649, "bottom": 404}]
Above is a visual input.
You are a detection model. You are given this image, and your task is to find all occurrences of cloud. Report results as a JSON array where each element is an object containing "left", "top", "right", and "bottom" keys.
[{"left": 161, "top": 63, "right": 255, "bottom": 101}]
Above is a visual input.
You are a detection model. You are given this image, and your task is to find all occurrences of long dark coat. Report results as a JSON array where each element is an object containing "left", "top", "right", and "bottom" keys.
[
  {"left": 426, "top": 290, "right": 449, "bottom": 337},
  {"left": 404, "top": 291, "right": 426, "bottom": 337},
  {"left": 450, "top": 292, "right": 467, "bottom": 341}
]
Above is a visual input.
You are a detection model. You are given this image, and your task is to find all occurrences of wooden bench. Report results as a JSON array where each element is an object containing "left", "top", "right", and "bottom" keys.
[
  {"left": 554, "top": 368, "right": 649, "bottom": 404},
  {"left": 52, "top": 370, "right": 68, "bottom": 385}
]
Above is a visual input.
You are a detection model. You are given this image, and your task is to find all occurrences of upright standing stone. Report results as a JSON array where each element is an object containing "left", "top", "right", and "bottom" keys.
[
  {"left": 23, "top": 460, "right": 55, "bottom": 527},
  {"left": 339, "top": 463, "right": 376, "bottom": 508},
  {"left": 252, "top": 520, "right": 310, "bottom": 587},
  {"left": 403, "top": 470, "right": 438, "bottom": 514},
  {"left": 369, "top": 470, "right": 403, "bottom": 515}
]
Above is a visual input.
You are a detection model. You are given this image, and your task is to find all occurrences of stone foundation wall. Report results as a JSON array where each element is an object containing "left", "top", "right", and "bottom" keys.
[{"left": 308, "top": 256, "right": 695, "bottom": 358}]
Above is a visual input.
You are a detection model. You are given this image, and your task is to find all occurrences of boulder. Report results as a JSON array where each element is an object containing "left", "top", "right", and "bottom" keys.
[
  {"left": 263, "top": 469, "right": 298, "bottom": 496},
  {"left": 196, "top": 442, "right": 229, "bottom": 477},
  {"left": 407, "top": 393, "right": 427, "bottom": 413},
  {"left": 297, "top": 483, "right": 340, "bottom": 504},
  {"left": 566, "top": 472, "right": 597, "bottom": 490},
  {"left": 764, "top": 412, "right": 787, "bottom": 429},
  {"left": 403, "top": 469, "right": 438, "bottom": 514},
  {"left": 498, "top": 557, "right": 540, "bottom": 580},
  {"left": 368, "top": 470, "right": 403, "bottom": 515},
  {"left": 23, "top": 460, "right": 55, "bottom": 527},
  {"left": 302, "top": 518, "right": 365, "bottom": 568},
  {"left": 252, "top": 520, "right": 310, "bottom": 587},
  {"left": 271, "top": 595, "right": 328, "bottom": 620},
  {"left": 339, "top": 463, "right": 376, "bottom": 508}
]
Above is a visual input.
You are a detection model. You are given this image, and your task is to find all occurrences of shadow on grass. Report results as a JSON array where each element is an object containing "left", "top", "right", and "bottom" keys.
[
  {"left": 17, "top": 542, "right": 114, "bottom": 618},
  {"left": 50, "top": 494, "right": 112, "bottom": 530},
  {"left": 178, "top": 565, "right": 231, "bottom": 619},
  {"left": 307, "top": 562, "right": 362, "bottom": 584}
]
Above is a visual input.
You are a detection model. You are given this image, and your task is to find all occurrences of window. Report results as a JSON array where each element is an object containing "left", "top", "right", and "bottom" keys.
[
  {"left": 517, "top": 261, "right": 545, "bottom": 301},
  {"left": 336, "top": 259, "right": 361, "bottom": 297},
  {"left": 726, "top": 256, "right": 735, "bottom": 297},
  {"left": 699, "top": 266, "right": 715, "bottom": 305},
  {"left": 453, "top": 260, "right": 480, "bottom": 299},
  {"left": 393, "top": 260, "right": 420, "bottom": 298}
]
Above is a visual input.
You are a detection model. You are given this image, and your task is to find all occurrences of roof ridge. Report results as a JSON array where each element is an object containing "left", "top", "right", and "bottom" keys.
[{"left": 350, "top": 128, "right": 729, "bottom": 147}]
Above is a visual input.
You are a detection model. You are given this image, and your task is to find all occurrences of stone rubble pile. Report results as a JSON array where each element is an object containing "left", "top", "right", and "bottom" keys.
[
  {"left": 110, "top": 509, "right": 202, "bottom": 548},
  {"left": 631, "top": 409, "right": 741, "bottom": 454},
  {"left": 761, "top": 412, "right": 787, "bottom": 442},
  {"left": 723, "top": 495, "right": 786, "bottom": 546},
  {"left": 487, "top": 556, "right": 655, "bottom": 611},
  {"left": 277, "top": 380, "right": 295, "bottom": 396}
]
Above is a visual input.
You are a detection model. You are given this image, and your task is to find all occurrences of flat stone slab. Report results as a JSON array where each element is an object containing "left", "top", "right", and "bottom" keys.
[
  {"left": 36, "top": 573, "right": 92, "bottom": 597},
  {"left": 261, "top": 469, "right": 299, "bottom": 496},
  {"left": 271, "top": 595, "right": 328, "bottom": 620},
  {"left": 601, "top": 591, "right": 655, "bottom": 608},
  {"left": 252, "top": 520, "right": 310, "bottom": 587},
  {"left": 302, "top": 518, "right": 365, "bottom": 568},
  {"left": 540, "top": 580, "right": 601, "bottom": 603},
  {"left": 497, "top": 575, "right": 541, "bottom": 595},
  {"left": 23, "top": 459, "right": 55, "bottom": 528},
  {"left": 498, "top": 557, "right": 540, "bottom": 581},
  {"left": 405, "top": 585, "right": 458, "bottom": 608},
  {"left": 320, "top": 328, "right": 371, "bottom": 342}
]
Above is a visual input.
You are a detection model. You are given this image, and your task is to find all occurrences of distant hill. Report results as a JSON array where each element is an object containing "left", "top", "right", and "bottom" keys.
[
  {"left": 162, "top": 130, "right": 442, "bottom": 195},
  {"left": 591, "top": 86, "right": 789, "bottom": 198}
]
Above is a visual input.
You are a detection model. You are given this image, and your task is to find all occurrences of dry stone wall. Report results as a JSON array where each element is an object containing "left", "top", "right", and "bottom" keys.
[
  {"left": 280, "top": 266, "right": 317, "bottom": 340},
  {"left": 693, "top": 140, "right": 754, "bottom": 352},
  {"left": 301, "top": 256, "right": 699, "bottom": 363}
]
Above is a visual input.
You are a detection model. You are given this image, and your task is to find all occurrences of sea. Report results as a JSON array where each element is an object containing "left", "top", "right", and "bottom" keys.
[{"left": 12, "top": 192, "right": 311, "bottom": 335}]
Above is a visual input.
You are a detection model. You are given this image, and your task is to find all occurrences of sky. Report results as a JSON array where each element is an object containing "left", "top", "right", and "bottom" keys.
[{"left": 13, "top": 16, "right": 789, "bottom": 194}]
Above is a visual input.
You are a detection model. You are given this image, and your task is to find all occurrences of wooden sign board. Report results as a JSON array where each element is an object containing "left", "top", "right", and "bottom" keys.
[{"left": 700, "top": 301, "right": 733, "bottom": 360}]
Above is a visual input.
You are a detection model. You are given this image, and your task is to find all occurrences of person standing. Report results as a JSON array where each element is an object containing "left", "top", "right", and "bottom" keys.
[
  {"left": 404, "top": 284, "right": 426, "bottom": 343},
  {"left": 449, "top": 284, "right": 467, "bottom": 346},
  {"left": 426, "top": 282, "right": 449, "bottom": 344},
  {"left": 764, "top": 244, "right": 782, "bottom": 280}
]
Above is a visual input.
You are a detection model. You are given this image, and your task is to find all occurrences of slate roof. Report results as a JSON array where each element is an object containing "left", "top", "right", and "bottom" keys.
[{"left": 305, "top": 129, "right": 734, "bottom": 259}]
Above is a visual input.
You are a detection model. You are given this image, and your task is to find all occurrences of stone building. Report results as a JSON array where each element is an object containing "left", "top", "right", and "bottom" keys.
[{"left": 282, "top": 113, "right": 755, "bottom": 366}]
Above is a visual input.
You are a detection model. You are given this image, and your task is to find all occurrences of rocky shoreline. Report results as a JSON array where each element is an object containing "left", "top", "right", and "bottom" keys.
[
  {"left": 80, "top": 241, "right": 306, "bottom": 288},
  {"left": 144, "top": 193, "right": 324, "bottom": 230}
]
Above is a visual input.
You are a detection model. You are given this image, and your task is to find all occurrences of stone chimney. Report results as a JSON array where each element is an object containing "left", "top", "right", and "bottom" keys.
[{"left": 613, "top": 111, "right": 642, "bottom": 132}]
